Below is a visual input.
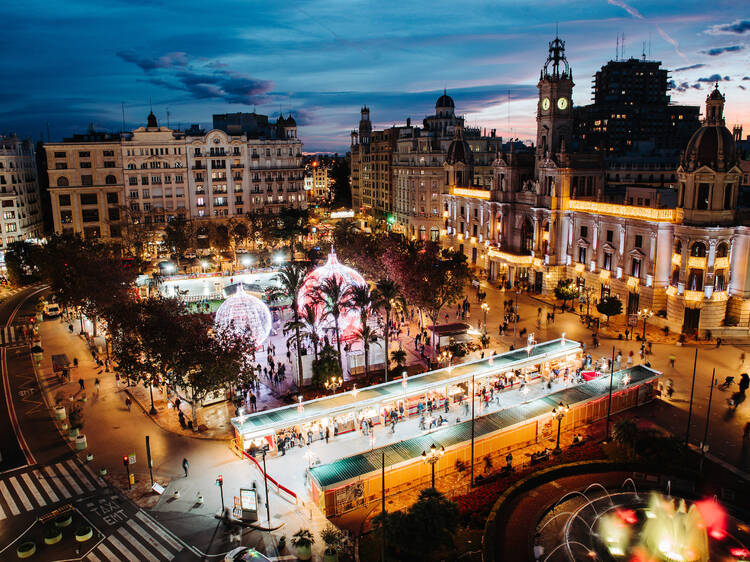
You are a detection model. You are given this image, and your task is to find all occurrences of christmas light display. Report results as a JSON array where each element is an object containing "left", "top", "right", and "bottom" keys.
[{"left": 215, "top": 286, "right": 273, "bottom": 345}]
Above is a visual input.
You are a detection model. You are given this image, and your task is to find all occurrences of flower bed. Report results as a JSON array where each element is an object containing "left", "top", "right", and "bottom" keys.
[{"left": 455, "top": 441, "right": 605, "bottom": 527}]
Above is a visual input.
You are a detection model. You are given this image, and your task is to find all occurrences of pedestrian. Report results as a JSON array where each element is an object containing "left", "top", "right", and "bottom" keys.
[
  {"left": 125, "top": 397, "right": 132, "bottom": 411},
  {"left": 73, "top": 357, "right": 78, "bottom": 368},
  {"left": 182, "top": 458, "right": 189, "bottom": 477},
  {"left": 115, "top": 373, "right": 120, "bottom": 387},
  {"left": 68, "top": 324, "right": 74, "bottom": 334},
  {"left": 78, "top": 378, "right": 85, "bottom": 391},
  {"left": 325, "top": 426, "right": 330, "bottom": 443},
  {"left": 669, "top": 354, "right": 676, "bottom": 368},
  {"left": 94, "top": 378, "right": 100, "bottom": 392},
  {"left": 250, "top": 392, "right": 257, "bottom": 411},
  {"left": 717, "top": 337, "right": 722, "bottom": 348}
]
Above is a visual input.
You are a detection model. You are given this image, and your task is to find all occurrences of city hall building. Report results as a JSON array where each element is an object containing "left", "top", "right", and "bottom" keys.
[{"left": 441, "top": 37, "right": 748, "bottom": 336}]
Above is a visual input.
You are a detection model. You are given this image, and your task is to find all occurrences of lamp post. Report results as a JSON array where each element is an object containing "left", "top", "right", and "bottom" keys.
[
  {"left": 583, "top": 286, "right": 594, "bottom": 323},
  {"left": 638, "top": 308, "right": 653, "bottom": 339},
  {"left": 324, "top": 376, "right": 343, "bottom": 394},
  {"left": 513, "top": 289, "right": 520, "bottom": 345},
  {"left": 552, "top": 402, "right": 569, "bottom": 454},
  {"left": 421, "top": 443, "right": 444, "bottom": 489},
  {"left": 481, "top": 303, "right": 490, "bottom": 335}
]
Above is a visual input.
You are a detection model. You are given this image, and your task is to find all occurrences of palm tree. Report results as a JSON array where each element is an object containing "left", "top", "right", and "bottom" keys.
[
  {"left": 354, "top": 324, "right": 380, "bottom": 379},
  {"left": 345, "top": 283, "right": 374, "bottom": 328},
  {"left": 374, "top": 278, "right": 405, "bottom": 382},
  {"left": 271, "top": 263, "right": 308, "bottom": 387},
  {"left": 315, "top": 276, "right": 347, "bottom": 370},
  {"left": 297, "top": 304, "right": 320, "bottom": 363},
  {"left": 391, "top": 348, "right": 407, "bottom": 371}
]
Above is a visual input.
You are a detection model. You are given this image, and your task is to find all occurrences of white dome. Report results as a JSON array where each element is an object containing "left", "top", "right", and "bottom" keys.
[{"left": 215, "top": 286, "right": 272, "bottom": 346}]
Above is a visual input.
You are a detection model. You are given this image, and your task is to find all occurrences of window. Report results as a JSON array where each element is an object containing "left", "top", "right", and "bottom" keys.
[
  {"left": 105, "top": 175, "right": 117, "bottom": 185},
  {"left": 578, "top": 246, "right": 587, "bottom": 263},
  {"left": 103, "top": 150, "right": 114, "bottom": 157},
  {"left": 606, "top": 230, "right": 613, "bottom": 242},
  {"left": 580, "top": 226, "right": 588, "bottom": 238},
  {"left": 80, "top": 162, "right": 92, "bottom": 168},
  {"left": 58, "top": 194, "right": 71, "bottom": 206},
  {"left": 603, "top": 253, "right": 612, "bottom": 271},
  {"left": 81, "top": 175, "right": 93, "bottom": 186},
  {"left": 78, "top": 151, "right": 90, "bottom": 158},
  {"left": 55, "top": 163, "right": 67, "bottom": 169},
  {"left": 129, "top": 190, "right": 138, "bottom": 199},
  {"left": 81, "top": 209, "right": 99, "bottom": 223},
  {"left": 631, "top": 258, "right": 641, "bottom": 278},
  {"left": 80, "top": 193, "right": 97, "bottom": 205},
  {"left": 5, "top": 223, "right": 16, "bottom": 232},
  {"left": 3, "top": 211, "right": 15, "bottom": 219},
  {"left": 634, "top": 235, "right": 642, "bottom": 248},
  {"left": 106, "top": 192, "right": 119, "bottom": 204},
  {"left": 129, "top": 177, "right": 138, "bottom": 186},
  {"left": 141, "top": 189, "right": 150, "bottom": 199},
  {"left": 715, "top": 271, "right": 726, "bottom": 292},
  {"left": 690, "top": 242, "right": 706, "bottom": 257},
  {"left": 141, "top": 176, "right": 149, "bottom": 185},
  {"left": 53, "top": 152, "right": 66, "bottom": 158},
  {"left": 104, "top": 161, "right": 116, "bottom": 168},
  {"left": 716, "top": 242, "right": 728, "bottom": 258},
  {"left": 697, "top": 183, "right": 710, "bottom": 210},
  {"left": 724, "top": 184, "right": 732, "bottom": 210},
  {"left": 56, "top": 177, "right": 69, "bottom": 187},
  {"left": 60, "top": 210, "right": 73, "bottom": 224},
  {"left": 108, "top": 208, "right": 120, "bottom": 221}
]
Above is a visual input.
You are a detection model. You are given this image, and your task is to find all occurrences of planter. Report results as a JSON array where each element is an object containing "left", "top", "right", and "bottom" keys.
[
  {"left": 86, "top": 453, "right": 94, "bottom": 462},
  {"left": 75, "top": 434, "right": 87, "bottom": 451},
  {"left": 44, "top": 529, "right": 62, "bottom": 545},
  {"left": 323, "top": 550, "right": 339, "bottom": 562},
  {"left": 295, "top": 545, "right": 312, "bottom": 561},
  {"left": 61, "top": 422, "right": 69, "bottom": 431},
  {"left": 54, "top": 406, "right": 66, "bottom": 420},
  {"left": 99, "top": 468, "right": 107, "bottom": 476},
  {"left": 75, "top": 526, "right": 93, "bottom": 542},
  {"left": 16, "top": 541, "right": 35, "bottom": 559},
  {"left": 54, "top": 513, "right": 73, "bottom": 528},
  {"left": 68, "top": 428, "right": 79, "bottom": 440}
]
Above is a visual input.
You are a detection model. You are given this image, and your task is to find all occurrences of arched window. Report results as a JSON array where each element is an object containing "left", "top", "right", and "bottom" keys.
[
  {"left": 690, "top": 242, "right": 706, "bottom": 257},
  {"left": 105, "top": 175, "right": 117, "bottom": 185},
  {"left": 716, "top": 242, "right": 729, "bottom": 258},
  {"left": 57, "top": 177, "right": 69, "bottom": 187},
  {"left": 430, "top": 226, "right": 439, "bottom": 242},
  {"left": 521, "top": 218, "right": 534, "bottom": 253},
  {"left": 723, "top": 184, "right": 733, "bottom": 210},
  {"left": 419, "top": 225, "right": 426, "bottom": 240},
  {"left": 674, "top": 240, "right": 682, "bottom": 254}
]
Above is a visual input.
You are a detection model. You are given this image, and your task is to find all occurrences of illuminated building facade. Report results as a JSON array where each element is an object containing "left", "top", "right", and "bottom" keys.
[{"left": 443, "top": 37, "right": 749, "bottom": 336}]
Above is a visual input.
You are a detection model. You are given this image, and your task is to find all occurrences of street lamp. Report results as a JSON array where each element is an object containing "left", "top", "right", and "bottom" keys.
[
  {"left": 421, "top": 443, "right": 444, "bottom": 488},
  {"left": 481, "top": 303, "right": 490, "bottom": 335},
  {"left": 638, "top": 308, "right": 653, "bottom": 339},
  {"left": 324, "top": 376, "right": 343, "bottom": 394},
  {"left": 241, "top": 255, "right": 253, "bottom": 269},
  {"left": 200, "top": 260, "right": 209, "bottom": 273},
  {"left": 552, "top": 402, "right": 569, "bottom": 454}
]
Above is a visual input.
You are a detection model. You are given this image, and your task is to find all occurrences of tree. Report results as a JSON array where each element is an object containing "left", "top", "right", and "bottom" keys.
[
  {"left": 353, "top": 324, "right": 380, "bottom": 379},
  {"left": 345, "top": 283, "right": 374, "bottom": 328},
  {"left": 390, "top": 348, "right": 407, "bottom": 372},
  {"left": 374, "top": 278, "right": 405, "bottom": 381},
  {"left": 229, "top": 218, "right": 249, "bottom": 262},
  {"left": 314, "top": 276, "right": 347, "bottom": 370},
  {"left": 373, "top": 488, "right": 458, "bottom": 560},
  {"left": 273, "top": 263, "right": 309, "bottom": 387},
  {"left": 597, "top": 295, "right": 623, "bottom": 325},
  {"left": 298, "top": 304, "right": 320, "bottom": 363},
  {"left": 164, "top": 218, "right": 194, "bottom": 267},
  {"left": 554, "top": 278, "right": 580, "bottom": 311},
  {"left": 277, "top": 207, "right": 310, "bottom": 258},
  {"left": 209, "top": 223, "right": 231, "bottom": 252},
  {"left": 4, "top": 241, "right": 43, "bottom": 285},
  {"left": 312, "top": 342, "right": 342, "bottom": 389}
]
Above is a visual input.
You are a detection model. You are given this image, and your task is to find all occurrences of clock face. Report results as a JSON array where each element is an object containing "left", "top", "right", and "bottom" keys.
[
  {"left": 541, "top": 97, "right": 550, "bottom": 111},
  {"left": 557, "top": 97, "right": 569, "bottom": 110}
]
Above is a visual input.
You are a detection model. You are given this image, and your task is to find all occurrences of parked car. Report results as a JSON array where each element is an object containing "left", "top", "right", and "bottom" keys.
[
  {"left": 224, "top": 547, "right": 272, "bottom": 561},
  {"left": 44, "top": 302, "right": 61, "bottom": 318}
]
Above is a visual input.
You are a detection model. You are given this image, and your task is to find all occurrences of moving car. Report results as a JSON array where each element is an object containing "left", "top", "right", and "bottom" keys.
[{"left": 44, "top": 302, "right": 61, "bottom": 318}]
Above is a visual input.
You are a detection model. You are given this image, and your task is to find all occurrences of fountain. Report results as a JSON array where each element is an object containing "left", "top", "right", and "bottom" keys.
[{"left": 535, "top": 482, "right": 749, "bottom": 561}]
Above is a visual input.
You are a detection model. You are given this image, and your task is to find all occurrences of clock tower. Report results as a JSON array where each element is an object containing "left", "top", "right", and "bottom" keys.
[{"left": 536, "top": 36, "right": 574, "bottom": 159}]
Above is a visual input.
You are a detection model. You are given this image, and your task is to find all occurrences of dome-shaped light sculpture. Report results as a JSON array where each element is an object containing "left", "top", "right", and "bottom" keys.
[
  {"left": 215, "top": 286, "right": 272, "bottom": 346},
  {"left": 297, "top": 249, "right": 366, "bottom": 341}
]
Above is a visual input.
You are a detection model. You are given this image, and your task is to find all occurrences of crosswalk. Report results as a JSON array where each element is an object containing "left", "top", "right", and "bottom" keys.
[
  {"left": 0, "top": 457, "right": 105, "bottom": 520},
  {"left": 85, "top": 511, "right": 187, "bottom": 562}
]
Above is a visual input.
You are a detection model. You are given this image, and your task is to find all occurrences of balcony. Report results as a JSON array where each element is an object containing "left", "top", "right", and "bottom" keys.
[
  {"left": 192, "top": 164, "right": 205, "bottom": 170},
  {"left": 714, "top": 256, "right": 729, "bottom": 269},
  {"left": 687, "top": 256, "right": 707, "bottom": 269},
  {"left": 231, "top": 163, "right": 244, "bottom": 168}
]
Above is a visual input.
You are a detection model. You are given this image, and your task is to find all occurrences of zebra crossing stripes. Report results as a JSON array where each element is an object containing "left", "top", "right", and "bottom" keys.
[
  {"left": 0, "top": 459, "right": 105, "bottom": 519},
  {"left": 84, "top": 513, "right": 185, "bottom": 562}
]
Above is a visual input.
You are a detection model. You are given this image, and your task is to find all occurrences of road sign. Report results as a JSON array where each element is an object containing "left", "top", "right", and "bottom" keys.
[{"left": 129, "top": 454, "right": 136, "bottom": 465}]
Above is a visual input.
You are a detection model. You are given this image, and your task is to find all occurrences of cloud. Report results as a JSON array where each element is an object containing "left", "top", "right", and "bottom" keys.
[
  {"left": 116, "top": 50, "right": 189, "bottom": 71},
  {"left": 696, "top": 74, "right": 730, "bottom": 83},
  {"left": 740, "top": 85, "right": 747, "bottom": 90},
  {"left": 744, "top": 76, "right": 750, "bottom": 81},
  {"left": 607, "top": 0, "right": 644, "bottom": 19},
  {"left": 668, "top": 80, "right": 690, "bottom": 92},
  {"left": 701, "top": 45, "right": 744, "bottom": 56},
  {"left": 120, "top": 51, "right": 274, "bottom": 105},
  {"left": 705, "top": 19, "right": 750, "bottom": 35},
  {"left": 674, "top": 64, "right": 705, "bottom": 72}
]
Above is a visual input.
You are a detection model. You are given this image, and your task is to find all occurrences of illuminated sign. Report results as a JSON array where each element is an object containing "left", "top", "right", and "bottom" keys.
[
  {"left": 449, "top": 187, "right": 492, "bottom": 199},
  {"left": 566, "top": 200, "right": 682, "bottom": 223},
  {"left": 240, "top": 488, "right": 257, "bottom": 511},
  {"left": 330, "top": 210, "right": 355, "bottom": 219}
]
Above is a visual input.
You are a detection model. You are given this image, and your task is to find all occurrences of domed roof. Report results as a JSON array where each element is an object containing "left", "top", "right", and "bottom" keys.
[
  {"left": 285, "top": 114, "right": 296, "bottom": 126},
  {"left": 147, "top": 111, "right": 158, "bottom": 128},
  {"left": 446, "top": 138, "right": 473, "bottom": 165},
  {"left": 297, "top": 250, "right": 366, "bottom": 341},
  {"left": 436, "top": 89, "right": 455, "bottom": 108},
  {"left": 708, "top": 85, "right": 725, "bottom": 101},
  {"left": 683, "top": 125, "right": 735, "bottom": 171},
  {"left": 214, "top": 286, "right": 272, "bottom": 345}
]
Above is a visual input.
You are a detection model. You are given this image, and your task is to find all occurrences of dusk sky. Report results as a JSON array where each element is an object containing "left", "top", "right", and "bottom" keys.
[{"left": 1, "top": 0, "right": 748, "bottom": 153}]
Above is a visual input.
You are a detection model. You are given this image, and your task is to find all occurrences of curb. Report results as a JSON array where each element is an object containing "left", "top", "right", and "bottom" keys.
[{"left": 123, "top": 387, "right": 233, "bottom": 442}]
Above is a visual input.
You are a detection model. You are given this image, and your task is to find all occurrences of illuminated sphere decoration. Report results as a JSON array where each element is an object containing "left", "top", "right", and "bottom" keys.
[
  {"left": 214, "top": 286, "right": 272, "bottom": 346},
  {"left": 297, "top": 249, "right": 366, "bottom": 342}
]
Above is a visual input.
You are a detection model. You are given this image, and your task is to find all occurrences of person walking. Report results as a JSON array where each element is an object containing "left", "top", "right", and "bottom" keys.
[
  {"left": 182, "top": 458, "right": 189, "bottom": 477},
  {"left": 125, "top": 397, "right": 132, "bottom": 411},
  {"left": 669, "top": 354, "right": 676, "bottom": 368},
  {"left": 94, "top": 378, "right": 100, "bottom": 393},
  {"left": 78, "top": 378, "right": 85, "bottom": 391}
]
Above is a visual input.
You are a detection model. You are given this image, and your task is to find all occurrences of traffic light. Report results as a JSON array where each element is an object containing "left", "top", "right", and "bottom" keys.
[
  {"left": 216, "top": 475, "right": 223, "bottom": 487},
  {"left": 123, "top": 456, "right": 129, "bottom": 466}
]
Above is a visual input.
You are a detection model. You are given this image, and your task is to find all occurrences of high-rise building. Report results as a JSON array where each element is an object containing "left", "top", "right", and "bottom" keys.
[
  {"left": 0, "top": 135, "right": 44, "bottom": 260},
  {"left": 574, "top": 58, "right": 700, "bottom": 154}
]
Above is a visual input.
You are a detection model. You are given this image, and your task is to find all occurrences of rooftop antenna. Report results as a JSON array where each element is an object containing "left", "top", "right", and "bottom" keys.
[
  {"left": 616, "top": 33, "right": 619, "bottom": 61},
  {"left": 622, "top": 32, "right": 625, "bottom": 59},
  {"left": 642, "top": 41, "right": 646, "bottom": 60},
  {"left": 507, "top": 89, "right": 511, "bottom": 135},
  {"left": 121, "top": 102, "right": 125, "bottom": 133}
]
